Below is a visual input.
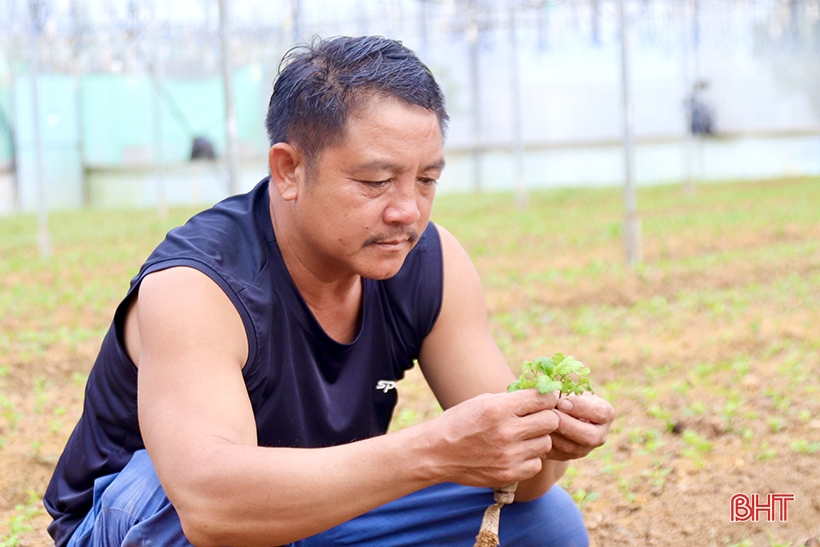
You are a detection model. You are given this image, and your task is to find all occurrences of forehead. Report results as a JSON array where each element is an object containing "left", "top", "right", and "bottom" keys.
[
  {"left": 351, "top": 94, "right": 441, "bottom": 141},
  {"left": 315, "top": 94, "right": 443, "bottom": 169}
]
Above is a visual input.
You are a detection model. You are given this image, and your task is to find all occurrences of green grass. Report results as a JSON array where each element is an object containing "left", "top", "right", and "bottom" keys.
[{"left": 1, "top": 176, "right": 819, "bottom": 545}]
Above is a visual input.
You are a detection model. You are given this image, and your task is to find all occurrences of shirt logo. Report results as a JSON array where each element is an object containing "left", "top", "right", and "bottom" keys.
[{"left": 376, "top": 380, "right": 397, "bottom": 393}]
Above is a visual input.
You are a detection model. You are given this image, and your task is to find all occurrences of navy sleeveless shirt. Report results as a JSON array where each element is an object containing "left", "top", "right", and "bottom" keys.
[{"left": 44, "top": 178, "right": 444, "bottom": 546}]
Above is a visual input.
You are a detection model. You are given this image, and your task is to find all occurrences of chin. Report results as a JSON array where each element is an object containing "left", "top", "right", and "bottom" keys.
[
  {"left": 362, "top": 267, "right": 402, "bottom": 281},
  {"left": 359, "top": 259, "right": 406, "bottom": 281},
  {"left": 357, "top": 247, "right": 412, "bottom": 280}
]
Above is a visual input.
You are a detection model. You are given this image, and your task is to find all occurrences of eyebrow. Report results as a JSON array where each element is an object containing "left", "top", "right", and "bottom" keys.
[
  {"left": 424, "top": 159, "right": 447, "bottom": 172},
  {"left": 354, "top": 159, "right": 446, "bottom": 173}
]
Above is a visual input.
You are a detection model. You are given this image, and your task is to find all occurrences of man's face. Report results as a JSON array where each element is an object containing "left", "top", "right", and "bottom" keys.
[{"left": 290, "top": 94, "right": 445, "bottom": 281}]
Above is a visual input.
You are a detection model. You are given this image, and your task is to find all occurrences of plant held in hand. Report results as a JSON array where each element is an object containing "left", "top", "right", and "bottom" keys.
[
  {"left": 474, "top": 353, "right": 594, "bottom": 547},
  {"left": 507, "top": 353, "right": 593, "bottom": 398}
]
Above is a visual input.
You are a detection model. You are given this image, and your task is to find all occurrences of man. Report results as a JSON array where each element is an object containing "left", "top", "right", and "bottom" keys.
[{"left": 45, "top": 36, "right": 615, "bottom": 547}]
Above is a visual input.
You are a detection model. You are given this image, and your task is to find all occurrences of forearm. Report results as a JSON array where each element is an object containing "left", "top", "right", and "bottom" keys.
[
  {"left": 513, "top": 459, "right": 569, "bottom": 502},
  {"left": 167, "top": 390, "right": 565, "bottom": 546},
  {"left": 167, "top": 426, "right": 438, "bottom": 547}
]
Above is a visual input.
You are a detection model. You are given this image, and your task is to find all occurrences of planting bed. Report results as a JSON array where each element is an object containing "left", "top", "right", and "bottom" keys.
[{"left": 1, "top": 177, "right": 819, "bottom": 546}]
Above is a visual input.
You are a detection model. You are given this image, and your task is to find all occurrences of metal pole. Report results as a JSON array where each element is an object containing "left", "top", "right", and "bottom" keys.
[
  {"left": 468, "top": 13, "right": 482, "bottom": 191},
  {"left": 789, "top": 0, "right": 800, "bottom": 44},
  {"left": 290, "top": 0, "right": 301, "bottom": 45},
  {"left": 619, "top": 0, "right": 641, "bottom": 266},
  {"left": 71, "top": 0, "right": 88, "bottom": 206},
  {"left": 219, "top": 0, "right": 240, "bottom": 195},
  {"left": 509, "top": 6, "right": 526, "bottom": 209},
  {"left": 419, "top": 0, "right": 429, "bottom": 58},
  {"left": 692, "top": 0, "right": 704, "bottom": 183},
  {"left": 153, "top": 39, "right": 168, "bottom": 218},
  {"left": 682, "top": 0, "right": 694, "bottom": 197},
  {"left": 28, "top": 0, "right": 51, "bottom": 256},
  {"left": 591, "top": 0, "right": 601, "bottom": 46},
  {"left": 6, "top": 49, "right": 21, "bottom": 213}
]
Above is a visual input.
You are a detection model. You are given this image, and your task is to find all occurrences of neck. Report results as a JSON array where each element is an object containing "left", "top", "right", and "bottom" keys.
[{"left": 270, "top": 199, "right": 363, "bottom": 344}]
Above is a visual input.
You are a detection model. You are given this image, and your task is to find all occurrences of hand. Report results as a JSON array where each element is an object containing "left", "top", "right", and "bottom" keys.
[
  {"left": 547, "top": 394, "right": 615, "bottom": 461},
  {"left": 427, "top": 389, "right": 560, "bottom": 488}
]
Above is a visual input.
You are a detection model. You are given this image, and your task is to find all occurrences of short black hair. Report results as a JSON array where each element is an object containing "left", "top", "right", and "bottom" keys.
[{"left": 265, "top": 36, "right": 449, "bottom": 165}]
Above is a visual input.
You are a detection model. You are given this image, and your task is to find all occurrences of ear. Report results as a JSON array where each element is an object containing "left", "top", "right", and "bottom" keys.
[{"left": 268, "top": 143, "right": 304, "bottom": 201}]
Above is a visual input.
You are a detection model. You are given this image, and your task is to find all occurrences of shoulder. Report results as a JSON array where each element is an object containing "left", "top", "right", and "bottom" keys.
[
  {"left": 385, "top": 221, "right": 444, "bottom": 286},
  {"left": 388, "top": 221, "right": 484, "bottom": 337},
  {"left": 432, "top": 223, "right": 472, "bottom": 269},
  {"left": 430, "top": 223, "right": 484, "bottom": 305},
  {"left": 129, "top": 265, "right": 249, "bottom": 371},
  {"left": 118, "top": 181, "right": 272, "bottom": 369},
  {"left": 141, "top": 180, "right": 272, "bottom": 287},
  {"left": 384, "top": 221, "right": 480, "bottom": 312},
  {"left": 127, "top": 181, "right": 271, "bottom": 321},
  {"left": 377, "top": 222, "right": 446, "bottom": 344},
  {"left": 417, "top": 224, "right": 513, "bottom": 409}
]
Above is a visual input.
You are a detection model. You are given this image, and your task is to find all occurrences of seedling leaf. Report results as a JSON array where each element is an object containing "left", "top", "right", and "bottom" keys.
[
  {"left": 509, "top": 352, "right": 594, "bottom": 398},
  {"left": 536, "top": 375, "right": 562, "bottom": 394}
]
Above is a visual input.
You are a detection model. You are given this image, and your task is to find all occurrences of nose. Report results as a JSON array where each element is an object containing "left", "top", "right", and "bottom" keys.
[{"left": 383, "top": 181, "right": 422, "bottom": 226}]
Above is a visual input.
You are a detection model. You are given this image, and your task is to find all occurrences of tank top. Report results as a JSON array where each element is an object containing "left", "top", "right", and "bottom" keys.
[{"left": 44, "top": 177, "right": 444, "bottom": 546}]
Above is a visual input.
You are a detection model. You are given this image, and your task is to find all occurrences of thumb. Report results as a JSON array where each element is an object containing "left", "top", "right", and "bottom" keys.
[
  {"left": 509, "top": 388, "right": 558, "bottom": 417},
  {"left": 556, "top": 395, "right": 615, "bottom": 425}
]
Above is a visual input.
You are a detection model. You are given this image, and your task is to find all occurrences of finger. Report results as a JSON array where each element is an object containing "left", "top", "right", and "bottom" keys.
[
  {"left": 549, "top": 432, "right": 594, "bottom": 460},
  {"left": 516, "top": 408, "right": 560, "bottom": 440},
  {"left": 554, "top": 411, "right": 609, "bottom": 450},
  {"left": 520, "top": 430, "right": 553, "bottom": 457},
  {"left": 508, "top": 389, "right": 558, "bottom": 417},
  {"left": 543, "top": 448, "right": 582, "bottom": 462},
  {"left": 555, "top": 394, "right": 615, "bottom": 425},
  {"left": 509, "top": 453, "right": 547, "bottom": 485}
]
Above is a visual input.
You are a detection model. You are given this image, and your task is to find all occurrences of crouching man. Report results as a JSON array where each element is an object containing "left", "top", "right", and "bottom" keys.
[{"left": 45, "top": 35, "right": 615, "bottom": 547}]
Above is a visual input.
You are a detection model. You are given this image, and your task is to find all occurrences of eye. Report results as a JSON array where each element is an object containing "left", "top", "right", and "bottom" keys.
[
  {"left": 418, "top": 177, "right": 438, "bottom": 186},
  {"left": 360, "top": 179, "right": 391, "bottom": 188}
]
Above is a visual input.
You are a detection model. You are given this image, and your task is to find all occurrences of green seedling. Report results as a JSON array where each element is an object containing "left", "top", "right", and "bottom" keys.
[
  {"left": 507, "top": 353, "right": 594, "bottom": 398},
  {"left": 790, "top": 439, "right": 820, "bottom": 454},
  {"left": 570, "top": 489, "right": 599, "bottom": 510},
  {"left": 0, "top": 502, "right": 40, "bottom": 547},
  {"left": 29, "top": 440, "right": 42, "bottom": 460},
  {"left": 0, "top": 395, "right": 22, "bottom": 430},
  {"left": 617, "top": 477, "right": 637, "bottom": 504},
  {"left": 561, "top": 465, "right": 579, "bottom": 488},
  {"left": 33, "top": 376, "right": 50, "bottom": 415},
  {"left": 477, "top": 354, "right": 593, "bottom": 547},
  {"left": 682, "top": 430, "right": 713, "bottom": 453},
  {"left": 754, "top": 442, "right": 777, "bottom": 461},
  {"left": 767, "top": 417, "right": 786, "bottom": 433}
]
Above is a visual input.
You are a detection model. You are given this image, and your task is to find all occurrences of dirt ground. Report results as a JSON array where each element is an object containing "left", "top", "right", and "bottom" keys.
[
  {"left": 1, "top": 178, "right": 819, "bottom": 546},
  {"left": 394, "top": 256, "right": 820, "bottom": 546}
]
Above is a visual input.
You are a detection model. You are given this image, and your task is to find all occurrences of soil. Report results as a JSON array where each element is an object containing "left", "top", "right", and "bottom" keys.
[{"left": 1, "top": 179, "right": 819, "bottom": 546}]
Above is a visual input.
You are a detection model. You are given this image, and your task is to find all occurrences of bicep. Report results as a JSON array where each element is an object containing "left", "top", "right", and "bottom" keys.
[
  {"left": 134, "top": 267, "right": 255, "bottom": 494},
  {"left": 418, "top": 226, "right": 515, "bottom": 410}
]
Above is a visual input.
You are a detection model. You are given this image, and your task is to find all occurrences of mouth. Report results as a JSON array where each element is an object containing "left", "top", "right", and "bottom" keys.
[
  {"left": 371, "top": 239, "right": 408, "bottom": 251},
  {"left": 364, "top": 231, "right": 419, "bottom": 250}
]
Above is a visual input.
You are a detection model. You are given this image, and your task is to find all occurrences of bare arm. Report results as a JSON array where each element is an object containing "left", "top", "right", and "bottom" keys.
[
  {"left": 133, "top": 266, "right": 561, "bottom": 546},
  {"left": 418, "top": 225, "right": 615, "bottom": 501},
  {"left": 134, "top": 267, "right": 439, "bottom": 546},
  {"left": 417, "top": 226, "right": 566, "bottom": 500}
]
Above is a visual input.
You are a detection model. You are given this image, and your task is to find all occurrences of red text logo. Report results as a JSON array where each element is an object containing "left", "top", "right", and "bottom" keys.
[{"left": 731, "top": 493, "right": 794, "bottom": 522}]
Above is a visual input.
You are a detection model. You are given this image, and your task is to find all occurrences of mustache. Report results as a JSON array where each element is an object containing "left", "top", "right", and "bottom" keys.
[{"left": 363, "top": 230, "right": 419, "bottom": 248}]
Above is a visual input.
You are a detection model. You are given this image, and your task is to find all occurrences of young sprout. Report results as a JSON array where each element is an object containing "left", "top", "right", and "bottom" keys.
[
  {"left": 474, "top": 353, "right": 595, "bottom": 547},
  {"left": 507, "top": 353, "right": 594, "bottom": 398}
]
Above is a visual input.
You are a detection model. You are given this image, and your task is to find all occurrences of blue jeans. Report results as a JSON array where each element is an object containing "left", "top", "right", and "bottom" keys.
[{"left": 68, "top": 449, "right": 589, "bottom": 547}]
